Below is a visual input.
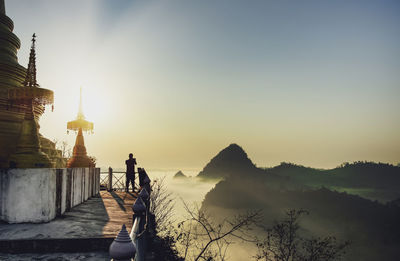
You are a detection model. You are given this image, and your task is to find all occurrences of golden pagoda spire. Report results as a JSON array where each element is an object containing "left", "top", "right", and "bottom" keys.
[
  {"left": 77, "top": 87, "right": 85, "bottom": 120},
  {"left": 7, "top": 34, "right": 54, "bottom": 168},
  {"left": 67, "top": 88, "right": 94, "bottom": 168},
  {"left": 67, "top": 87, "right": 93, "bottom": 132},
  {"left": 23, "top": 34, "right": 39, "bottom": 88}
]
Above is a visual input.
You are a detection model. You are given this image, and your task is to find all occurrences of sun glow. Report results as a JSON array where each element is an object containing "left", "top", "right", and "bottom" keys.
[
  {"left": 79, "top": 87, "right": 111, "bottom": 125},
  {"left": 16, "top": 0, "right": 400, "bottom": 169}
]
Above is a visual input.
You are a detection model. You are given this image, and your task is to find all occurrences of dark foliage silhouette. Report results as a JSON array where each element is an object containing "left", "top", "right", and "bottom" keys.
[
  {"left": 198, "top": 144, "right": 400, "bottom": 260},
  {"left": 255, "top": 209, "right": 349, "bottom": 261}
]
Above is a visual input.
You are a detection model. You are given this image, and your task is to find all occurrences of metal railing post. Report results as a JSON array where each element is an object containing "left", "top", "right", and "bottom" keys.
[
  {"left": 108, "top": 167, "right": 113, "bottom": 191},
  {"left": 136, "top": 215, "right": 146, "bottom": 261},
  {"left": 131, "top": 195, "right": 147, "bottom": 261}
]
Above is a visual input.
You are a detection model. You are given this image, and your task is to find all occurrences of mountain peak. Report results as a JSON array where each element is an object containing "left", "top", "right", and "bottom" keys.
[
  {"left": 173, "top": 170, "right": 187, "bottom": 179},
  {"left": 197, "top": 144, "right": 258, "bottom": 179},
  {"left": 225, "top": 143, "right": 246, "bottom": 153}
]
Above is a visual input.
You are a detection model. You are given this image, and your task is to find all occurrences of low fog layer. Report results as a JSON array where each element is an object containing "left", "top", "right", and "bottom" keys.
[
  {"left": 102, "top": 168, "right": 218, "bottom": 217},
  {"left": 101, "top": 144, "right": 400, "bottom": 261}
]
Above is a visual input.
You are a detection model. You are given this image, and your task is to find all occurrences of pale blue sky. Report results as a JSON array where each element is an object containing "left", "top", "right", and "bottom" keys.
[{"left": 6, "top": 0, "right": 400, "bottom": 169}]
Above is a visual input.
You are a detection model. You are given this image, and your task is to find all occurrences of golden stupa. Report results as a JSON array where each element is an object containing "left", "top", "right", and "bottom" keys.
[
  {"left": 0, "top": 0, "right": 65, "bottom": 168},
  {"left": 67, "top": 88, "right": 95, "bottom": 168},
  {"left": 7, "top": 34, "right": 54, "bottom": 168}
]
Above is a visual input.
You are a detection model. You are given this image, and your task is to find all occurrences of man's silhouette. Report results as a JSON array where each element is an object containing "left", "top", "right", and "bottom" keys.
[{"left": 125, "top": 153, "right": 137, "bottom": 192}]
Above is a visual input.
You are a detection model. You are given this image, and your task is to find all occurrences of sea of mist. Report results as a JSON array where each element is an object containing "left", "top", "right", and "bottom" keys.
[
  {"left": 100, "top": 167, "right": 217, "bottom": 218},
  {"left": 100, "top": 167, "right": 255, "bottom": 260},
  {"left": 102, "top": 167, "right": 392, "bottom": 261}
]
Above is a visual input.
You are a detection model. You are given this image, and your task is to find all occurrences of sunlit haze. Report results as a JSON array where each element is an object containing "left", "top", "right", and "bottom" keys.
[{"left": 7, "top": 0, "right": 400, "bottom": 169}]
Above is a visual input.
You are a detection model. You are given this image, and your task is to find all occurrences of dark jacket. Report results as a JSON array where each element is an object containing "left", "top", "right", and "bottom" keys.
[{"left": 125, "top": 158, "right": 137, "bottom": 175}]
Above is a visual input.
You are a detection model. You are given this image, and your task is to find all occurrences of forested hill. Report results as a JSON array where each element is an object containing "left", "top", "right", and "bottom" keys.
[
  {"left": 197, "top": 144, "right": 400, "bottom": 201},
  {"left": 197, "top": 144, "right": 262, "bottom": 180},
  {"left": 265, "top": 161, "right": 400, "bottom": 188},
  {"left": 202, "top": 178, "right": 400, "bottom": 261},
  {"left": 264, "top": 161, "right": 400, "bottom": 200},
  {"left": 198, "top": 145, "right": 400, "bottom": 260}
]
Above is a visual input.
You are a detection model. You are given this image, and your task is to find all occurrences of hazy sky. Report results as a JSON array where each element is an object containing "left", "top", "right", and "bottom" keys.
[{"left": 6, "top": 0, "right": 400, "bottom": 169}]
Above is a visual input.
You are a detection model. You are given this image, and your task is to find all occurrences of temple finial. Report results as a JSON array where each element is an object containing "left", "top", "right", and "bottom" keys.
[
  {"left": 67, "top": 87, "right": 93, "bottom": 133},
  {"left": 0, "top": 0, "right": 5, "bottom": 15},
  {"left": 77, "top": 87, "right": 86, "bottom": 120},
  {"left": 23, "top": 33, "right": 39, "bottom": 87},
  {"left": 31, "top": 33, "right": 36, "bottom": 49},
  {"left": 66, "top": 87, "right": 94, "bottom": 168}
]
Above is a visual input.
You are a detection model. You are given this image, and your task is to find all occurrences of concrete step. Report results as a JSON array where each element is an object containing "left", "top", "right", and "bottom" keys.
[{"left": 0, "top": 237, "right": 114, "bottom": 254}]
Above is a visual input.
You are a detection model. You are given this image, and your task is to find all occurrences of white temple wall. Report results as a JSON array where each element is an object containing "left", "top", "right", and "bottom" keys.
[
  {"left": 0, "top": 167, "right": 100, "bottom": 223},
  {"left": 72, "top": 168, "right": 81, "bottom": 207}
]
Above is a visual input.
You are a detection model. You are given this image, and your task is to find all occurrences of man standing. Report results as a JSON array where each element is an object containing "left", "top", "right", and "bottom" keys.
[{"left": 125, "top": 153, "right": 137, "bottom": 192}]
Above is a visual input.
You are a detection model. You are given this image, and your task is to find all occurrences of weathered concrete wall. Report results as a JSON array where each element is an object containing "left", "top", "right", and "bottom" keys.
[{"left": 0, "top": 168, "right": 100, "bottom": 223}]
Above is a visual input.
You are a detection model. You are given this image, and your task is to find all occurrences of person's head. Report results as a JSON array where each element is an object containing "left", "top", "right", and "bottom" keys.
[{"left": 129, "top": 153, "right": 133, "bottom": 159}]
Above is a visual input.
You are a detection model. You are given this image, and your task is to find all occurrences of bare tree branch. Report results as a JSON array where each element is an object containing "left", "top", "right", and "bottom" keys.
[
  {"left": 177, "top": 199, "right": 261, "bottom": 261},
  {"left": 150, "top": 177, "right": 176, "bottom": 236},
  {"left": 254, "top": 209, "right": 349, "bottom": 261}
]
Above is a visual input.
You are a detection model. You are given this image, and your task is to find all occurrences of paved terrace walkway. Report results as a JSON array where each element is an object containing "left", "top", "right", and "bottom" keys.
[{"left": 0, "top": 191, "right": 137, "bottom": 253}]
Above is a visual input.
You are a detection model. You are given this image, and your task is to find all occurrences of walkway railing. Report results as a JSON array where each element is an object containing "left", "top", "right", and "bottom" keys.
[
  {"left": 100, "top": 167, "right": 137, "bottom": 191},
  {"left": 109, "top": 183, "right": 153, "bottom": 261}
]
